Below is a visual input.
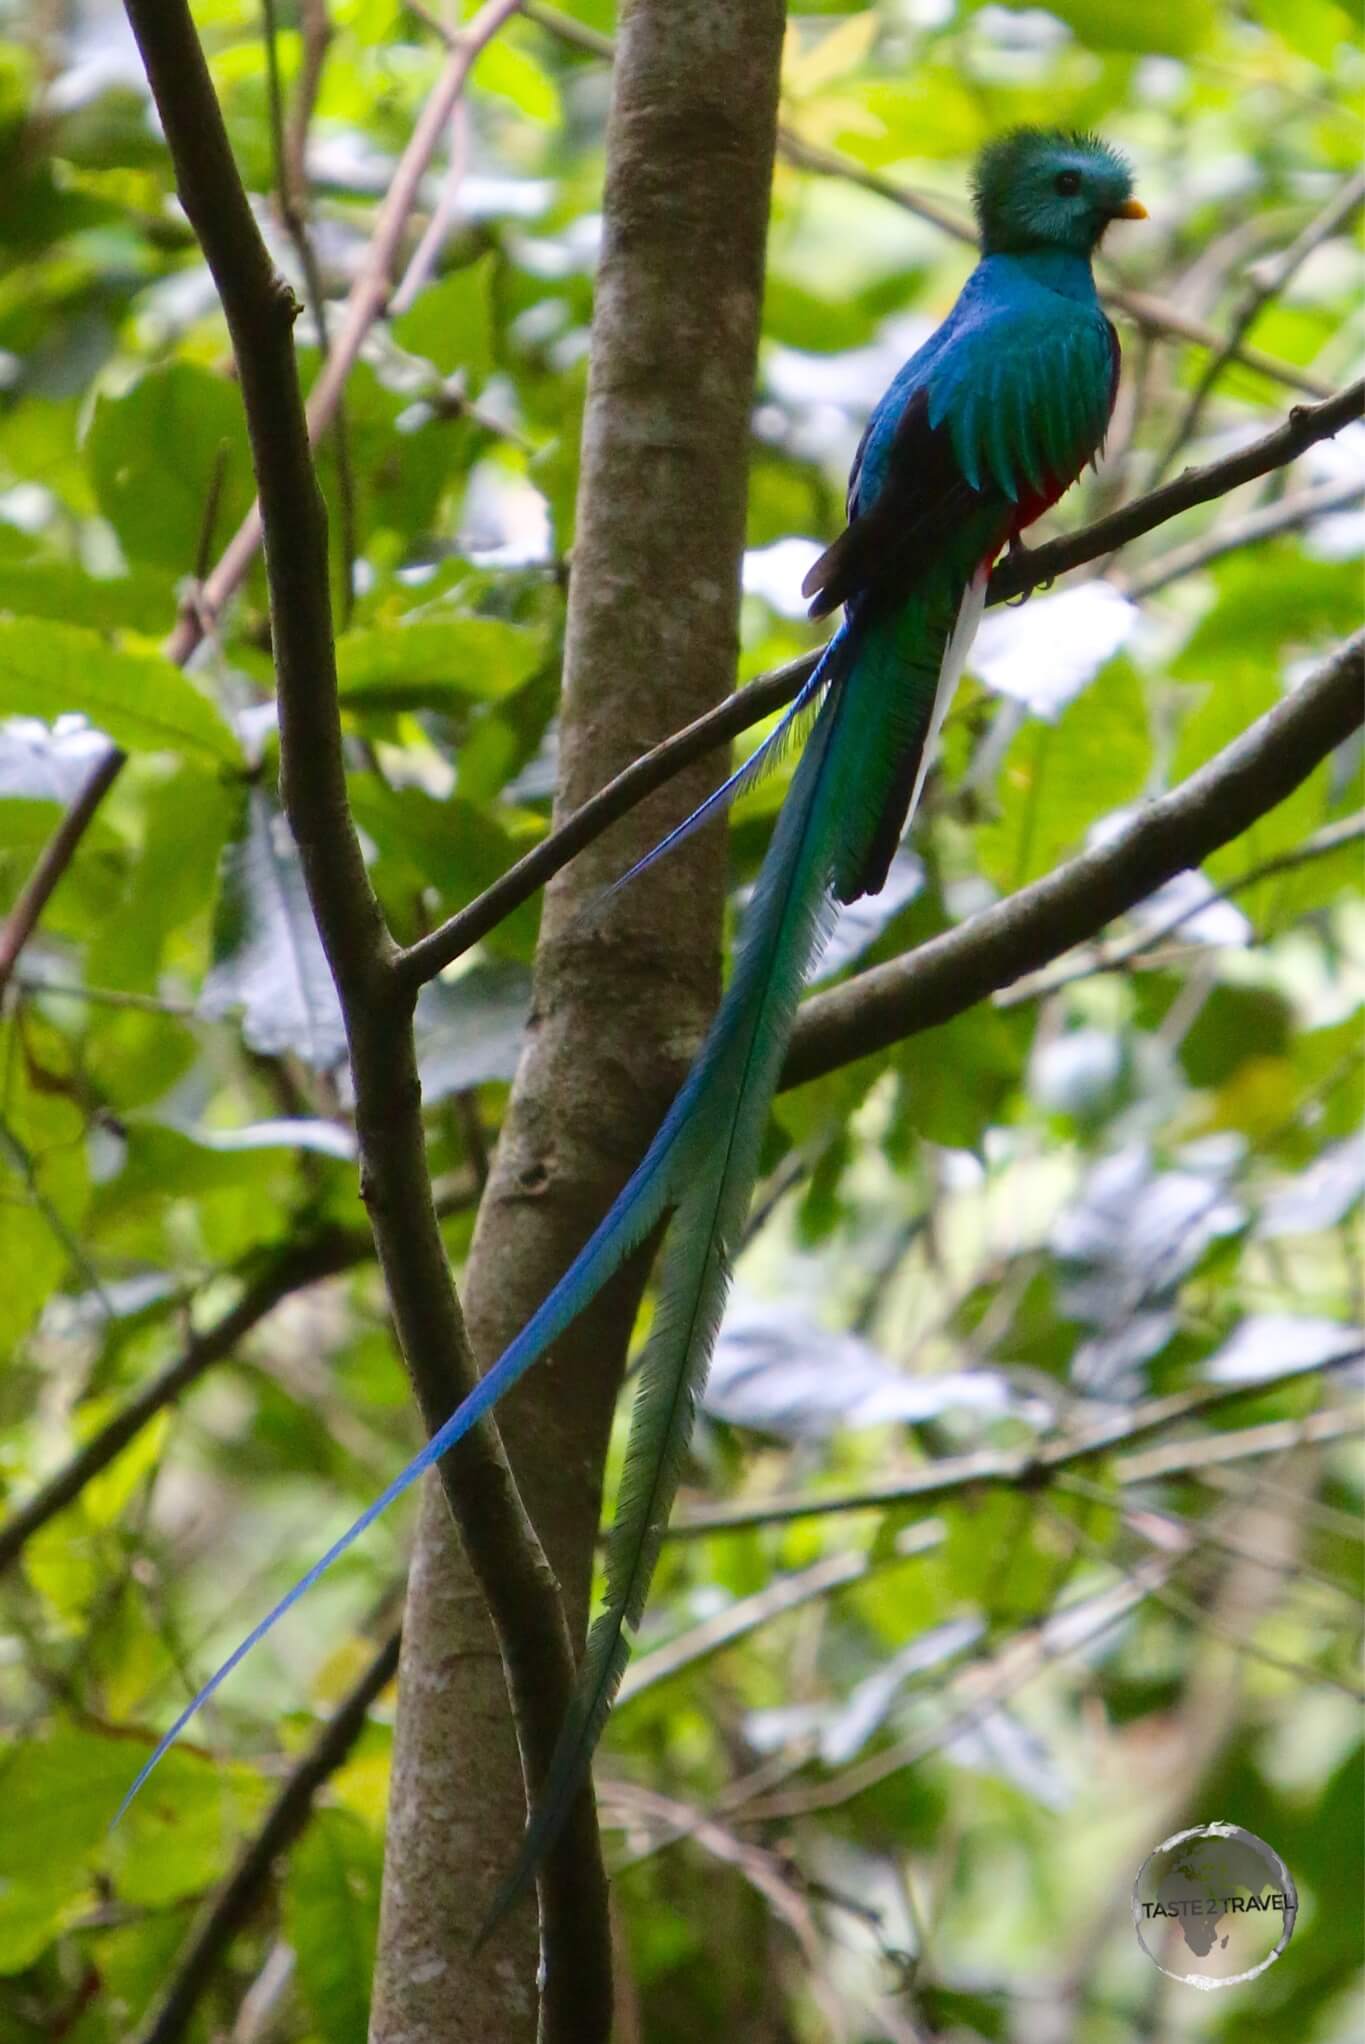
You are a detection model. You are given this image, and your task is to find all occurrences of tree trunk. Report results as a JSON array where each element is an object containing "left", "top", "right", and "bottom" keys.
[{"left": 369, "top": 4, "right": 784, "bottom": 2038}]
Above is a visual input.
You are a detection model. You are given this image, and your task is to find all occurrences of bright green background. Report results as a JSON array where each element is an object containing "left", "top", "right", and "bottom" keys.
[{"left": 0, "top": 1, "right": 1360, "bottom": 2038}]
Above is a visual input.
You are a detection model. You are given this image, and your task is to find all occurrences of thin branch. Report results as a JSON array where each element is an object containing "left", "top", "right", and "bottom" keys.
[
  {"left": 262, "top": 0, "right": 356, "bottom": 622},
  {"left": 999, "top": 809, "right": 1365, "bottom": 1006},
  {"left": 117, "top": 10, "right": 608, "bottom": 2030},
  {"left": 162, "top": 0, "right": 525, "bottom": 673},
  {"left": 617, "top": 1522, "right": 945, "bottom": 1706},
  {"left": 282, "top": 0, "right": 333, "bottom": 212},
  {"left": 0, "top": 1224, "right": 378, "bottom": 1576},
  {"left": 1122, "top": 1402, "right": 1361, "bottom": 1485},
  {"left": 738, "top": 1550, "right": 1183, "bottom": 1824},
  {"left": 390, "top": 96, "right": 471, "bottom": 315},
  {"left": 782, "top": 630, "right": 1363, "bottom": 1088},
  {"left": 397, "top": 384, "right": 1363, "bottom": 993},
  {"left": 394, "top": 655, "right": 808, "bottom": 989},
  {"left": 1153, "top": 170, "right": 1365, "bottom": 483},
  {"left": 1123, "top": 474, "right": 1365, "bottom": 601},
  {"left": 667, "top": 1346, "right": 1363, "bottom": 1539},
  {"left": 1036, "top": 1490, "right": 1361, "bottom": 1698},
  {"left": 132, "top": 1626, "right": 401, "bottom": 2044},
  {"left": 0, "top": 747, "right": 127, "bottom": 1002},
  {"left": 1059, "top": 1469, "right": 1354, "bottom": 1601}
]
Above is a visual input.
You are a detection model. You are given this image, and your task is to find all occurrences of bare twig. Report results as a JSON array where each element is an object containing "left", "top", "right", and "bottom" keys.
[
  {"left": 1124, "top": 1403, "right": 1360, "bottom": 1485},
  {"left": 282, "top": 0, "right": 333, "bottom": 210},
  {"left": 1153, "top": 170, "right": 1365, "bottom": 483},
  {"left": 1125, "top": 474, "right": 1365, "bottom": 600},
  {"left": 132, "top": 1627, "right": 401, "bottom": 2044},
  {"left": 261, "top": 0, "right": 356, "bottom": 616},
  {"left": 393, "top": 654, "right": 808, "bottom": 989},
  {"left": 998, "top": 809, "right": 1365, "bottom": 1006},
  {"left": 162, "top": 0, "right": 525, "bottom": 671},
  {"left": 390, "top": 96, "right": 471, "bottom": 315},
  {"left": 1036, "top": 1490, "right": 1361, "bottom": 1698},
  {"left": 668, "top": 1346, "right": 1363, "bottom": 1538},
  {"left": 737, "top": 1550, "right": 1184, "bottom": 1823},
  {"left": 0, "top": 747, "right": 127, "bottom": 1002},
  {"left": 618, "top": 1523, "right": 946, "bottom": 1704}
]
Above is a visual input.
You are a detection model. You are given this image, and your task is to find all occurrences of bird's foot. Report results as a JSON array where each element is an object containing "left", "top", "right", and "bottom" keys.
[{"left": 1005, "top": 531, "right": 1052, "bottom": 606}]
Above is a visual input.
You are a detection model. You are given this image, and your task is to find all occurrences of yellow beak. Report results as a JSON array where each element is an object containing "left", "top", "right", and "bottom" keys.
[{"left": 1113, "top": 198, "right": 1148, "bottom": 220}]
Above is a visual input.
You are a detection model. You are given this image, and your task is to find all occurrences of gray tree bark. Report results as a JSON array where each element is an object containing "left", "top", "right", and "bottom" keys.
[{"left": 369, "top": 4, "right": 785, "bottom": 2039}]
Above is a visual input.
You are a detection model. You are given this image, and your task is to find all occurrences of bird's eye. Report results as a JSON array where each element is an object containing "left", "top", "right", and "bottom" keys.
[{"left": 1055, "top": 170, "right": 1082, "bottom": 196}]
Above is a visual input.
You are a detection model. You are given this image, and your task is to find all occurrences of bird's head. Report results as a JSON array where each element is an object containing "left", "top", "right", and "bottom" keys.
[{"left": 972, "top": 127, "right": 1145, "bottom": 258}]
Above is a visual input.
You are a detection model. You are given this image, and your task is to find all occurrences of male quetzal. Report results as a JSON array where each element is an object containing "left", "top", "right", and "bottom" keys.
[{"left": 119, "top": 128, "right": 1144, "bottom": 1905}]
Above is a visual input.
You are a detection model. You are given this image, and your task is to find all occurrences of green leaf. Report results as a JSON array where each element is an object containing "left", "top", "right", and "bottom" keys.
[
  {"left": 85, "top": 361, "right": 255, "bottom": 573},
  {"left": 393, "top": 255, "right": 497, "bottom": 384},
  {"left": 475, "top": 36, "right": 562, "bottom": 125},
  {"left": 285, "top": 1808, "right": 382, "bottom": 2044},
  {"left": 87, "top": 763, "right": 234, "bottom": 990},
  {"left": 349, "top": 779, "right": 541, "bottom": 956},
  {"left": 200, "top": 787, "right": 346, "bottom": 1067},
  {"left": 412, "top": 963, "right": 533, "bottom": 1098},
  {"left": 0, "top": 557, "right": 175, "bottom": 633},
  {"left": 1253, "top": 0, "right": 1354, "bottom": 66},
  {"left": 0, "top": 617, "right": 241, "bottom": 762},
  {"left": 0, "top": 1015, "right": 91, "bottom": 1349},
  {"left": 977, "top": 655, "right": 1151, "bottom": 892},
  {"left": 1003, "top": 0, "right": 1214, "bottom": 56},
  {"left": 893, "top": 1002, "right": 1029, "bottom": 1150},
  {"left": 336, "top": 615, "right": 543, "bottom": 709},
  {"left": 0, "top": 793, "right": 63, "bottom": 846}
]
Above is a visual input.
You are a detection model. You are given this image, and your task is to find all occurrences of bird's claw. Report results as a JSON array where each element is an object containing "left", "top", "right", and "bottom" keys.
[{"left": 1005, "top": 533, "right": 1053, "bottom": 606}]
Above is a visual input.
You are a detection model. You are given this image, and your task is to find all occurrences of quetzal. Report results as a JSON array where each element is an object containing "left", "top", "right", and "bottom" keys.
[{"left": 118, "top": 128, "right": 1144, "bottom": 1909}]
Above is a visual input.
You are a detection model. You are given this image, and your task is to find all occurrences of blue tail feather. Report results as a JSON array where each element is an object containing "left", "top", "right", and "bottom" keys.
[{"left": 605, "top": 633, "right": 844, "bottom": 900}]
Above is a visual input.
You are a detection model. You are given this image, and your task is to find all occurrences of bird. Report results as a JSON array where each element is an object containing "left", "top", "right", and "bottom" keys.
[{"left": 117, "top": 126, "right": 1144, "bottom": 1920}]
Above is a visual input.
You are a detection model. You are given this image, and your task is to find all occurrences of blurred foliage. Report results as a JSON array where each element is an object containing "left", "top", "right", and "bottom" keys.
[{"left": 0, "top": 0, "right": 1361, "bottom": 2038}]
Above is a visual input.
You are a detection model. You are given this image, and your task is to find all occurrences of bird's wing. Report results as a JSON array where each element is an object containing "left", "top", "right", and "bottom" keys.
[
  {"left": 929, "top": 302, "right": 1120, "bottom": 506},
  {"left": 801, "top": 382, "right": 986, "bottom": 620},
  {"left": 803, "top": 300, "right": 1119, "bottom": 621}
]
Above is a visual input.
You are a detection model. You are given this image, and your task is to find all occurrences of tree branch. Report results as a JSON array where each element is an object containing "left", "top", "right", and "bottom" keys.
[
  {"left": 0, "top": 1176, "right": 477, "bottom": 1576},
  {"left": 132, "top": 1626, "right": 402, "bottom": 2044},
  {"left": 0, "top": 745, "right": 127, "bottom": 1001},
  {"left": 1152, "top": 169, "right": 1365, "bottom": 483},
  {"left": 782, "top": 630, "right": 1364, "bottom": 1089},
  {"left": 398, "top": 382, "right": 1363, "bottom": 992},
  {"left": 1123, "top": 474, "right": 1364, "bottom": 601},
  {"left": 118, "top": 5, "right": 607, "bottom": 2034},
  {"left": 1000, "top": 809, "right": 1365, "bottom": 1005},
  {"left": 668, "top": 1348, "right": 1362, "bottom": 1539}
]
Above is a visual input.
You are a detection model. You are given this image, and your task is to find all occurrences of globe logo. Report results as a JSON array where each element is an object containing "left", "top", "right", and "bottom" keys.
[{"left": 1132, "top": 1822, "right": 1298, "bottom": 1989}]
